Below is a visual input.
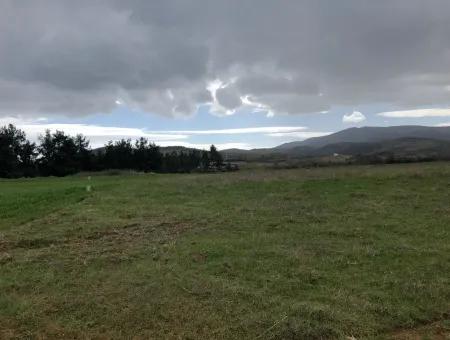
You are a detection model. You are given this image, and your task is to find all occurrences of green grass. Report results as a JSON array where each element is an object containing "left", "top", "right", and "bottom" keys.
[{"left": 0, "top": 163, "right": 449, "bottom": 339}]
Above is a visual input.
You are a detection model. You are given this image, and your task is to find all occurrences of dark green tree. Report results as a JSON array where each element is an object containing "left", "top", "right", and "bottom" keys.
[
  {"left": 200, "top": 150, "right": 210, "bottom": 170},
  {"left": 74, "top": 134, "right": 92, "bottom": 170},
  {"left": 209, "top": 144, "right": 223, "bottom": 167},
  {"left": 103, "top": 139, "right": 133, "bottom": 169},
  {"left": 38, "top": 130, "right": 89, "bottom": 176},
  {"left": 0, "top": 124, "right": 36, "bottom": 177},
  {"left": 134, "top": 137, "right": 162, "bottom": 172}
]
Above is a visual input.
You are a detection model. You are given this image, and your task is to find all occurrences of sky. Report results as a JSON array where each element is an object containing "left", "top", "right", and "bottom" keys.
[{"left": 1, "top": 1, "right": 450, "bottom": 149}]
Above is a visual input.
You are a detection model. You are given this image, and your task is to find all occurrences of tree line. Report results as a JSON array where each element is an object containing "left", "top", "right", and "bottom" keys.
[{"left": 0, "top": 124, "right": 226, "bottom": 178}]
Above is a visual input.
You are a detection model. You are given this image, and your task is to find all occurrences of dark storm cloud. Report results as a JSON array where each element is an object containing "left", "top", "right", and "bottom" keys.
[{"left": 1, "top": 0, "right": 450, "bottom": 117}]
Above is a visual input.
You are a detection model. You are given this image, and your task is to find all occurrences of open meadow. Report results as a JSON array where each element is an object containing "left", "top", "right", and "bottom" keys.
[{"left": 1, "top": 163, "right": 449, "bottom": 339}]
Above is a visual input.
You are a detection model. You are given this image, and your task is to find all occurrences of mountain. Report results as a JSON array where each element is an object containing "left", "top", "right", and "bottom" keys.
[
  {"left": 222, "top": 126, "right": 450, "bottom": 163},
  {"left": 92, "top": 125, "right": 450, "bottom": 164},
  {"left": 276, "top": 125, "right": 450, "bottom": 150},
  {"left": 296, "top": 137, "right": 450, "bottom": 156},
  {"left": 288, "top": 142, "right": 380, "bottom": 157}
]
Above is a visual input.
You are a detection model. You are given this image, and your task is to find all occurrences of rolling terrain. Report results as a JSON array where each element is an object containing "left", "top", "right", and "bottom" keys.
[
  {"left": 276, "top": 125, "right": 450, "bottom": 150},
  {"left": 1, "top": 163, "right": 450, "bottom": 339},
  {"left": 222, "top": 126, "right": 450, "bottom": 164}
]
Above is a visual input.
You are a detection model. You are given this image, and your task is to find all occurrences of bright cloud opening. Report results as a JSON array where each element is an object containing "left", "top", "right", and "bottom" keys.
[
  {"left": 343, "top": 111, "right": 366, "bottom": 124},
  {"left": 378, "top": 108, "right": 450, "bottom": 118}
]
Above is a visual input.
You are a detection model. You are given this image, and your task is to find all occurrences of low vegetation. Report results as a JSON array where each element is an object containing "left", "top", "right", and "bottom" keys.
[{"left": 1, "top": 163, "right": 449, "bottom": 339}]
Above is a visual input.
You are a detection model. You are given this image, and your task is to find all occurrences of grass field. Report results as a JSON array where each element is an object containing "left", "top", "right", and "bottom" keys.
[{"left": 1, "top": 163, "right": 449, "bottom": 339}]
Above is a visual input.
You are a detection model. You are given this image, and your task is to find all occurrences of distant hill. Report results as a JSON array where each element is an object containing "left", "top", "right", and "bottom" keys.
[
  {"left": 352, "top": 137, "right": 450, "bottom": 163},
  {"left": 222, "top": 126, "right": 450, "bottom": 163},
  {"left": 159, "top": 146, "right": 198, "bottom": 154},
  {"left": 293, "top": 137, "right": 450, "bottom": 157},
  {"left": 93, "top": 125, "right": 450, "bottom": 164},
  {"left": 276, "top": 125, "right": 450, "bottom": 150},
  {"left": 93, "top": 145, "right": 198, "bottom": 155}
]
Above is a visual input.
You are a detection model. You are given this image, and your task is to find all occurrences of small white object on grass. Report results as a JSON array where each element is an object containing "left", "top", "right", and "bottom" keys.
[{"left": 87, "top": 176, "right": 92, "bottom": 192}]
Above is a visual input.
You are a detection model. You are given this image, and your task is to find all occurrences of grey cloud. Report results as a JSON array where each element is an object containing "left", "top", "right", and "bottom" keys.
[
  {"left": 237, "top": 75, "right": 320, "bottom": 97},
  {"left": 215, "top": 86, "right": 242, "bottom": 110},
  {"left": 255, "top": 93, "right": 330, "bottom": 116},
  {"left": 1, "top": 0, "right": 450, "bottom": 118}
]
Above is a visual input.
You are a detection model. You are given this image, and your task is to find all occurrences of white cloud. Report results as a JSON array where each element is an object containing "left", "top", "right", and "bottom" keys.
[
  {"left": 0, "top": 116, "right": 45, "bottom": 126},
  {"left": 207, "top": 79, "right": 237, "bottom": 116},
  {"left": 3, "top": 120, "right": 188, "bottom": 148},
  {"left": 157, "top": 126, "right": 307, "bottom": 135},
  {"left": 266, "top": 131, "right": 332, "bottom": 139},
  {"left": 1, "top": 118, "right": 324, "bottom": 149},
  {"left": 435, "top": 122, "right": 450, "bottom": 127},
  {"left": 378, "top": 108, "right": 450, "bottom": 118},
  {"left": 241, "top": 95, "right": 274, "bottom": 117},
  {"left": 342, "top": 111, "right": 366, "bottom": 123},
  {"left": 21, "top": 124, "right": 187, "bottom": 139}
]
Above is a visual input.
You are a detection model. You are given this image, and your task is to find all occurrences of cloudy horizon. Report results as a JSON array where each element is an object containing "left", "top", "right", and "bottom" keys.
[{"left": 1, "top": 1, "right": 450, "bottom": 149}]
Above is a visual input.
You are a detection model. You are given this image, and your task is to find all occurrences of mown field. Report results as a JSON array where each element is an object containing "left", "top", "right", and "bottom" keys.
[{"left": 1, "top": 163, "right": 449, "bottom": 339}]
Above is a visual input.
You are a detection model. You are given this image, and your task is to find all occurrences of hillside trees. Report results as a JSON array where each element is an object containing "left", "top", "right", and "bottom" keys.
[
  {"left": 0, "top": 124, "right": 36, "bottom": 178},
  {"left": 103, "top": 139, "right": 134, "bottom": 170},
  {"left": 200, "top": 150, "right": 210, "bottom": 170},
  {"left": 209, "top": 144, "right": 223, "bottom": 166},
  {"left": 162, "top": 149, "right": 203, "bottom": 173},
  {"left": 102, "top": 138, "right": 164, "bottom": 171},
  {"left": 0, "top": 123, "right": 226, "bottom": 177},
  {"left": 134, "top": 137, "right": 162, "bottom": 172},
  {"left": 38, "top": 130, "right": 90, "bottom": 176}
]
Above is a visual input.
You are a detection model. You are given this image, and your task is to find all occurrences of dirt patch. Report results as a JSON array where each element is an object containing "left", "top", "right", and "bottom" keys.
[
  {"left": 80, "top": 220, "right": 191, "bottom": 244},
  {"left": 63, "top": 221, "right": 194, "bottom": 265},
  {"left": 0, "top": 252, "right": 13, "bottom": 264},
  {"left": 0, "top": 238, "right": 58, "bottom": 252},
  {"left": 15, "top": 238, "right": 56, "bottom": 249},
  {"left": 0, "top": 220, "right": 194, "bottom": 269},
  {"left": 390, "top": 321, "right": 450, "bottom": 340},
  {"left": 191, "top": 252, "right": 208, "bottom": 263}
]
